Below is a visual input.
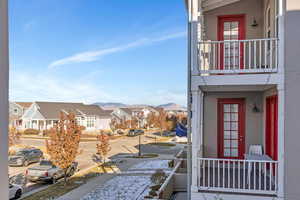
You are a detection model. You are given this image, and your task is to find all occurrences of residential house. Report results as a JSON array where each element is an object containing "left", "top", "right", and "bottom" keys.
[
  {"left": 21, "top": 102, "right": 112, "bottom": 132},
  {"left": 112, "top": 106, "right": 159, "bottom": 128},
  {"left": 9, "top": 102, "right": 32, "bottom": 127},
  {"left": 186, "top": 0, "right": 300, "bottom": 199}
]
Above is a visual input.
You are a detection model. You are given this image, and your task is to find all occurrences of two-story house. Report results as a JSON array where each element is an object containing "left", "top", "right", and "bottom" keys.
[
  {"left": 9, "top": 102, "right": 32, "bottom": 127},
  {"left": 186, "top": 0, "right": 300, "bottom": 199}
]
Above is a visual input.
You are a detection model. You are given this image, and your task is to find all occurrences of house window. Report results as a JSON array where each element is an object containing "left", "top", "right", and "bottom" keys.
[{"left": 87, "top": 117, "right": 95, "bottom": 128}]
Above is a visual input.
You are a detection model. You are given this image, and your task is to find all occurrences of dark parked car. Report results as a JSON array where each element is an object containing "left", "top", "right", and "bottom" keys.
[
  {"left": 127, "top": 129, "right": 144, "bottom": 137},
  {"left": 9, "top": 148, "right": 43, "bottom": 167}
]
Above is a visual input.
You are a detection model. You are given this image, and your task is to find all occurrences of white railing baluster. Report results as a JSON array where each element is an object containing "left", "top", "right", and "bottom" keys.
[
  {"left": 249, "top": 41, "right": 252, "bottom": 69},
  {"left": 223, "top": 160, "right": 225, "bottom": 188},
  {"left": 265, "top": 39, "right": 268, "bottom": 68},
  {"left": 270, "top": 40, "right": 273, "bottom": 69},
  {"left": 259, "top": 40, "right": 262, "bottom": 70},
  {"left": 213, "top": 160, "right": 215, "bottom": 187},
  {"left": 259, "top": 162, "right": 262, "bottom": 190},
  {"left": 208, "top": 160, "right": 210, "bottom": 187},
  {"left": 233, "top": 161, "right": 235, "bottom": 188},
  {"left": 243, "top": 160, "right": 246, "bottom": 189},
  {"left": 254, "top": 40, "right": 257, "bottom": 69},
  {"left": 264, "top": 162, "right": 267, "bottom": 191},
  {"left": 218, "top": 160, "right": 220, "bottom": 188}
]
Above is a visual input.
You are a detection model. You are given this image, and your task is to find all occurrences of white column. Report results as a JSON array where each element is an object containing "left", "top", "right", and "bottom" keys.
[
  {"left": 0, "top": 0, "right": 9, "bottom": 198},
  {"left": 191, "top": 89, "right": 202, "bottom": 192},
  {"left": 277, "top": 84, "right": 285, "bottom": 199}
]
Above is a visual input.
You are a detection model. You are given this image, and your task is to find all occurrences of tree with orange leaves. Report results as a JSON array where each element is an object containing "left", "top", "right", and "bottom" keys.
[
  {"left": 8, "top": 126, "right": 20, "bottom": 147},
  {"left": 96, "top": 133, "right": 111, "bottom": 164},
  {"left": 46, "top": 112, "right": 82, "bottom": 185}
]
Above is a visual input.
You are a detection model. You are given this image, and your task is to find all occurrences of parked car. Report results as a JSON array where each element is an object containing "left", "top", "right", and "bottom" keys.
[
  {"left": 9, "top": 148, "right": 43, "bottom": 167},
  {"left": 9, "top": 183, "right": 23, "bottom": 199},
  {"left": 26, "top": 160, "right": 78, "bottom": 184},
  {"left": 127, "top": 129, "right": 144, "bottom": 137}
]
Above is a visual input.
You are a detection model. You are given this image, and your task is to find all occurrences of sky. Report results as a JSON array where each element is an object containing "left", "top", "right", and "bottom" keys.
[{"left": 9, "top": 0, "right": 187, "bottom": 106}]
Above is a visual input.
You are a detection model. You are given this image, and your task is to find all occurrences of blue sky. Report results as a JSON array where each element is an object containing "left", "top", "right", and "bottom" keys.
[{"left": 9, "top": 0, "right": 187, "bottom": 106}]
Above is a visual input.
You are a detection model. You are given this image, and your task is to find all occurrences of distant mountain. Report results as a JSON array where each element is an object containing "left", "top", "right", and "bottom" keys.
[
  {"left": 157, "top": 103, "right": 187, "bottom": 111},
  {"left": 93, "top": 102, "right": 127, "bottom": 110},
  {"left": 93, "top": 102, "right": 186, "bottom": 111}
]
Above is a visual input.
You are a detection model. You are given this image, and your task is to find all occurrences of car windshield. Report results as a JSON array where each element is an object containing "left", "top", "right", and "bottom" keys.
[
  {"left": 40, "top": 160, "right": 53, "bottom": 166},
  {"left": 15, "top": 151, "right": 29, "bottom": 156}
]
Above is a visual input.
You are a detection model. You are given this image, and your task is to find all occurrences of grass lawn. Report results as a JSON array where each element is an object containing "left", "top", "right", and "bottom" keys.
[{"left": 22, "top": 164, "right": 117, "bottom": 200}]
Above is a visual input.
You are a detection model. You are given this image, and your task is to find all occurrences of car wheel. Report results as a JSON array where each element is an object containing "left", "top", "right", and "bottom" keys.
[
  {"left": 52, "top": 175, "right": 57, "bottom": 184},
  {"left": 23, "top": 160, "right": 29, "bottom": 167},
  {"left": 14, "top": 189, "right": 22, "bottom": 199}
]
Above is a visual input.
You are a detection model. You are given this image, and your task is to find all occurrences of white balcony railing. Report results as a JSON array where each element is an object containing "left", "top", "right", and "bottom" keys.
[
  {"left": 198, "top": 38, "right": 278, "bottom": 74},
  {"left": 197, "top": 158, "right": 278, "bottom": 195}
]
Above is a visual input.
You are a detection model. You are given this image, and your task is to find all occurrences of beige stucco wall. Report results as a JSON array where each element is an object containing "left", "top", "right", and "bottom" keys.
[
  {"left": 285, "top": 0, "right": 300, "bottom": 199},
  {"left": 203, "top": 0, "right": 264, "bottom": 41},
  {"left": 203, "top": 92, "right": 263, "bottom": 158}
]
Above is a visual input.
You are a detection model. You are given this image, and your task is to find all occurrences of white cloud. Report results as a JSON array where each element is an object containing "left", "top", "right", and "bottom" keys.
[
  {"left": 9, "top": 71, "right": 113, "bottom": 104},
  {"left": 9, "top": 70, "right": 186, "bottom": 105},
  {"left": 48, "top": 31, "right": 186, "bottom": 68}
]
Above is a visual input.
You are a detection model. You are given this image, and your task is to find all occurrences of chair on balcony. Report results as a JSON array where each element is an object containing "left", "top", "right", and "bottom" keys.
[{"left": 249, "top": 145, "right": 263, "bottom": 156}]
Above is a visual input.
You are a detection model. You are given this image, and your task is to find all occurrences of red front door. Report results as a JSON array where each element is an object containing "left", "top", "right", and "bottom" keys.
[
  {"left": 218, "top": 15, "right": 245, "bottom": 70},
  {"left": 265, "top": 95, "right": 278, "bottom": 161},
  {"left": 218, "top": 98, "right": 245, "bottom": 159}
]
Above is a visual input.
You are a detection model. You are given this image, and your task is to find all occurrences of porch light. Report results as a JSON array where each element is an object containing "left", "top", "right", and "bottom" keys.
[
  {"left": 252, "top": 103, "right": 260, "bottom": 113},
  {"left": 251, "top": 17, "right": 258, "bottom": 27}
]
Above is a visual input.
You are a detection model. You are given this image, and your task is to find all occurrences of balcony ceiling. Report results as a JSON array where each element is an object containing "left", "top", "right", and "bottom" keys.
[
  {"left": 202, "top": 0, "right": 241, "bottom": 11},
  {"left": 200, "top": 84, "right": 276, "bottom": 92}
]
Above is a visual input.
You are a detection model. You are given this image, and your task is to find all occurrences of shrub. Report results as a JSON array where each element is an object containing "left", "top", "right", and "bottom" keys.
[
  {"left": 168, "top": 160, "right": 174, "bottom": 168},
  {"left": 150, "top": 184, "right": 161, "bottom": 191},
  {"left": 23, "top": 128, "right": 39, "bottom": 135},
  {"left": 151, "top": 169, "right": 166, "bottom": 185},
  {"left": 149, "top": 190, "right": 157, "bottom": 197}
]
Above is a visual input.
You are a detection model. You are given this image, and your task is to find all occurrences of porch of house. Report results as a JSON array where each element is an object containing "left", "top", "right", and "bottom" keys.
[{"left": 192, "top": 85, "right": 281, "bottom": 196}]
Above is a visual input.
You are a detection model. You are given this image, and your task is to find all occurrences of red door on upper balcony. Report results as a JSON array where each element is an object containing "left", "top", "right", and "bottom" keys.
[
  {"left": 218, "top": 15, "right": 245, "bottom": 70},
  {"left": 218, "top": 98, "right": 245, "bottom": 159}
]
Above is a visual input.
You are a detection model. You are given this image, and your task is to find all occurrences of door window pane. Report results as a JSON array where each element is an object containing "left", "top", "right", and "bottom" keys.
[
  {"left": 224, "top": 131, "right": 231, "bottom": 139},
  {"left": 224, "top": 122, "right": 231, "bottom": 130},
  {"left": 224, "top": 140, "right": 231, "bottom": 148},
  {"left": 231, "top": 149, "right": 238, "bottom": 157},
  {"left": 224, "top": 113, "right": 231, "bottom": 121},
  {"left": 224, "top": 148, "right": 231, "bottom": 156},
  {"left": 224, "top": 104, "right": 231, "bottom": 112}
]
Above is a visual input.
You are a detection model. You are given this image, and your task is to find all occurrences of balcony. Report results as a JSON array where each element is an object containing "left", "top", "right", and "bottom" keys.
[
  {"left": 197, "top": 158, "right": 278, "bottom": 195},
  {"left": 198, "top": 38, "right": 278, "bottom": 75}
]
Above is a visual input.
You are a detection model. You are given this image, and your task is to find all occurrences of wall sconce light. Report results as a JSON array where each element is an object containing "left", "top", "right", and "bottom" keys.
[
  {"left": 251, "top": 18, "right": 258, "bottom": 27},
  {"left": 252, "top": 103, "right": 260, "bottom": 113}
]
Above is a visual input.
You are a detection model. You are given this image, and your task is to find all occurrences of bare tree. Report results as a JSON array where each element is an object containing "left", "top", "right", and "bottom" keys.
[
  {"left": 96, "top": 133, "right": 111, "bottom": 164},
  {"left": 46, "top": 112, "right": 82, "bottom": 185}
]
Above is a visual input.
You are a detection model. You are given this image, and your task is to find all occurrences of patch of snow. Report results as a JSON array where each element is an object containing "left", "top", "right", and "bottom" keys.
[
  {"left": 129, "top": 160, "right": 171, "bottom": 170},
  {"left": 81, "top": 176, "right": 151, "bottom": 200}
]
